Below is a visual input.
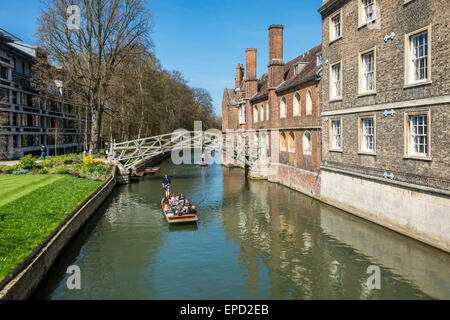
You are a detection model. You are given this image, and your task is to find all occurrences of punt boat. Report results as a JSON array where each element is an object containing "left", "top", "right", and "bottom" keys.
[{"left": 161, "top": 199, "right": 199, "bottom": 224}]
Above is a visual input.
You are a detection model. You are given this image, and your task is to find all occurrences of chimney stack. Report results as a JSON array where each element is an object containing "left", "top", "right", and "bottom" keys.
[
  {"left": 245, "top": 48, "right": 258, "bottom": 97},
  {"left": 235, "top": 63, "right": 244, "bottom": 89},
  {"left": 268, "top": 25, "right": 285, "bottom": 88}
]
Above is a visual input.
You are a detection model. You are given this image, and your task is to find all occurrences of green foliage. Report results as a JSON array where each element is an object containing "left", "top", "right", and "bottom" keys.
[
  {"left": 55, "top": 166, "right": 69, "bottom": 175},
  {"left": 50, "top": 155, "right": 73, "bottom": 165},
  {"left": 18, "top": 155, "right": 37, "bottom": 170},
  {"left": 39, "top": 168, "right": 49, "bottom": 174}
]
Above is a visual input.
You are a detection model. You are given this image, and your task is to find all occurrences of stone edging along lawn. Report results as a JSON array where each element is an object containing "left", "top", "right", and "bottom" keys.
[{"left": 0, "top": 167, "right": 118, "bottom": 300}]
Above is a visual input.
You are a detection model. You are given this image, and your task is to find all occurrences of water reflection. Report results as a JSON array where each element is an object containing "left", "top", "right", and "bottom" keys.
[{"left": 33, "top": 159, "right": 450, "bottom": 300}]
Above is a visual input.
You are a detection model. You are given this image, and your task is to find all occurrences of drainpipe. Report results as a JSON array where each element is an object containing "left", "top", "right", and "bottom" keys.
[{"left": 315, "top": 67, "right": 322, "bottom": 178}]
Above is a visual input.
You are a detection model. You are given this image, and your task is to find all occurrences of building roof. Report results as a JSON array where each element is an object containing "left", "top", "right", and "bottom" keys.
[
  {"left": 0, "top": 28, "right": 37, "bottom": 58},
  {"left": 224, "top": 88, "right": 241, "bottom": 107},
  {"left": 276, "top": 43, "right": 322, "bottom": 94},
  {"left": 224, "top": 43, "right": 322, "bottom": 107}
]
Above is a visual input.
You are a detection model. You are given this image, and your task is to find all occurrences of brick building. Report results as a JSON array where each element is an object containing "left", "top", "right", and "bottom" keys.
[
  {"left": 318, "top": 0, "right": 449, "bottom": 251},
  {"left": 222, "top": 25, "right": 323, "bottom": 198},
  {"left": 0, "top": 28, "right": 89, "bottom": 160}
]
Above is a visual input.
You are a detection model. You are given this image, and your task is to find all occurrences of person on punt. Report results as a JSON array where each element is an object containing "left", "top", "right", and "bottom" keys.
[{"left": 162, "top": 174, "right": 171, "bottom": 198}]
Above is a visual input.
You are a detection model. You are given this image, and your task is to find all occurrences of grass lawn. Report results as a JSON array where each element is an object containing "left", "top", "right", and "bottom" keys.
[{"left": 0, "top": 175, "right": 103, "bottom": 281}]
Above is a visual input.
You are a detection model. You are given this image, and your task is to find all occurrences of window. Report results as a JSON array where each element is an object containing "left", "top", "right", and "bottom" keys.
[
  {"left": 280, "top": 97, "right": 286, "bottom": 118},
  {"left": 405, "top": 27, "right": 431, "bottom": 86},
  {"left": 306, "top": 90, "right": 313, "bottom": 115},
  {"left": 331, "top": 62, "right": 342, "bottom": 99},
  {"left": 303, "top": 131, "right": 311, "bottom": 155},
  {"left": 331, "top": 120, "right": 341, "bottom": 150},
  {"left": 239, "top": 104, "right": 246, "bottom": 124},
  {"left": 253, "top": 105, "right": 258, "bottom": 123},
  {"left": 362, "top": 0, "right": 375, "bottom": 24},
  {"left": 288, "top": 132, "right": 295, "bottom": 153},
  {"left": 411, "top": 32, "right": 428, "bottom": 82},
  {"left": 293, "top": 92, "right": 300, "bottom": 117},
  {"left": 317, "top": 53, "right": 323, "bottom": 66},
  {"left": 280, "top": 132, "right": 286, "bottom": 151},
  {"left": 294, "top": 64, "right": 300, "bottom": 75},
  {"left": 360, "top": 50, "right": 375, "bottom": 93},
  {"left": 266, "top": 103, "right": 269, "bottom": 121},
  {"left": 330, "top": 12, "right": 342, "bottom": 42},
  {"left": 405, "top": 113, "right": 430, "bottom": 158},
  {"left": 259, "top": 105, "right": 264, "bottom": 122},
  {"left": 359, "top": 117, "right": 375, "bottom": 153}
]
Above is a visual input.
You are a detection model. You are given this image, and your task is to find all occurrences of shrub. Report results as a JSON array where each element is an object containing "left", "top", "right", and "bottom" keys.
[
  {"left": 18, "top": 154, "right": 37, "bottom": 170},
  {"left": 83, "top": 155, "right": 94, "bottom": 166},
  {"left": 0, "top": 165, "right": 9, "bottom": 173},
  {"left": 39, "top": 168, "right": 49, "bottom": 174},
  {"left": 56, "top": 166, "right": 69, "bottom": 175}
]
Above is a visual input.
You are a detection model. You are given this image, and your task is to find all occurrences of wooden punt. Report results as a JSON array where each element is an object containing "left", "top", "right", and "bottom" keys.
[
  {"left": 130, "top": 173, "right": 145, "bottom": 181},
  {"left": 162, "top": 202, "right": 199, "bottom": 224},
  {"left": 144, "top": 167, "right": 160, "bottom": 175}
]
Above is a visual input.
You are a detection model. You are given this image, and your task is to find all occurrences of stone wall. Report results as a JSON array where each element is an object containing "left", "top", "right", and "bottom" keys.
[{"left": 321, "top": 168, "right": 450, "bottom": 252}]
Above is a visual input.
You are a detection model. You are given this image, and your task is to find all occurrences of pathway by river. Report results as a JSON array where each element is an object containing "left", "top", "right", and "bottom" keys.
[{"left": 33, "top": 159, "right": 450, "bottom": 299}]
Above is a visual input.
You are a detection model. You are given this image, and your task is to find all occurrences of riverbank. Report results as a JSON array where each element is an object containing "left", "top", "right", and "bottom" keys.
[{"left": 0, "top": 175, "right": 103, "bottom": 282}]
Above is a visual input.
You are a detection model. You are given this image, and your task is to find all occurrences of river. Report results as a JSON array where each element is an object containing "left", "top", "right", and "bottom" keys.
[{"left": 33, "top": 158, "right": 450, "bottom": 300}]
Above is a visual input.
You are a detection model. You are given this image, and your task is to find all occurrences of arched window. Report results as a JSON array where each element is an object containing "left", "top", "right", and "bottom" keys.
[
  {"left": 260, "top": 104, "right": 264, "bottom": 122},
  {"left": 288, "top": 132, "right": 295, "bottom": 152},
  {"left": 266, "top": 103, "right": 269, "bottom": 121},
  {"left": 280, "top": 97, "right": 286, "bottom": 118},
  {"left": 306, "top": 89, "right": 313, "bottom": 115},
  {"left": 303, "top": 131, "right": 312, "bottom": 155},
  {"left": 253, "top": 105, "right": 258, "bottom": 123},
  {"left": 280, "top": 132, "right": 286, "bottom": 151},
  {"left": 293, "top": 92, "right": 301, "bottom": 116}
]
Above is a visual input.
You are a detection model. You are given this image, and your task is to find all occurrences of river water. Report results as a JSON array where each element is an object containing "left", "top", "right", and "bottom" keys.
[{"left": 33, "top": 159, "right": 450, "bottom": 300}]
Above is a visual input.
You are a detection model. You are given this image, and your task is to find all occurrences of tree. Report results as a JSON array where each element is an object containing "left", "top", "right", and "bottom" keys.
[{"left": 34, "top": 0, "right": 152, "bottom": 154}]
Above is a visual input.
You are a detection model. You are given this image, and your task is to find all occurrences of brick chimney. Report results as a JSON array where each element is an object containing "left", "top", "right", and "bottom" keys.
[
  {"left": 268, "top": 25, "right": 285, "bottom": 88},
  {"left": 235, "top": 63, "right": 244, "bottom": 89},
  {"left": 245, "top": 48, "right": 258, "bottom": 98}
]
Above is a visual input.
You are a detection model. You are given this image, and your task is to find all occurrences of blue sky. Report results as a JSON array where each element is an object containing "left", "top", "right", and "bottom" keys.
[{"left": 0, "top": 0, "right": 323, "bottom": 116}]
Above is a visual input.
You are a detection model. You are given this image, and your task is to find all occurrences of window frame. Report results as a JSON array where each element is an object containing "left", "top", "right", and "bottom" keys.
[
  {"left": 359, "top": 47, "right": 376, "bottom": 96},
  {"left": 280, "top": 131, "right": 287, "bottom": 152},
  {"left": 253, "top": 105, "right": 258, "bottom": 123},
  {"left": 239, "top": 104, "right": 246, "bottom": 125},
  {"left": 306, "top": 89, "right": 313, "bottom": 115},
  {"left": 316, "top": 52, "right": 323, "bottom": 66},
  {"left": 329, "top": 118, "right": 343, "bottom": 152},
  {"left": 288, "top": 132, "right": 295, "bottom": 153},
  {"left": 280, "top": 96, "right": 287, "bottom": 119},
  {"left": 358, "top": 0, "right": 376, "bottom": 27},
  {"left": 404, "top": 25, "right": 432, "bottom": 87},
  {"left": 329, "top": 61, "right": 342, "bottom": 101},
  {"left": 329, "top": 10, "right": 343, "bottom": 43},
  {"left": 358, "top": 115, "right": 376, "bottom": 155},
  {"left": 303, "top": 131, "right": 312, "bottom": 155},
  {"left": 260, "top": 104, "right": 264, "bottom": 122},
  {"left": 293, "top": 92, "right": 301, "bottom": 117},
  {"left": 404, "top": 109, "right": 432, "bottom": 160}
]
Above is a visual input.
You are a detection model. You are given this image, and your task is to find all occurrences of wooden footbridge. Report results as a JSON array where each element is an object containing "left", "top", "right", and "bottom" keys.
[{"left": 109, "top": 130, "right": 267, "bottom": 171}]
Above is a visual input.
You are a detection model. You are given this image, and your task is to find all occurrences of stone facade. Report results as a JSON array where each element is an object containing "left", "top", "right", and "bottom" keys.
[
  {"left": 319, "top": 0, "right": 450, "bottom": 251},
  {"left": 222, "top": 25, "right": 323, "bottom": 197}
]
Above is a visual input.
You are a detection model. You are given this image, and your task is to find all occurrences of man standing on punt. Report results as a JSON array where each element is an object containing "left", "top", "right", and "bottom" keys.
[{"left": 162, "top": 174, "right": 171, "bottom": 198}]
